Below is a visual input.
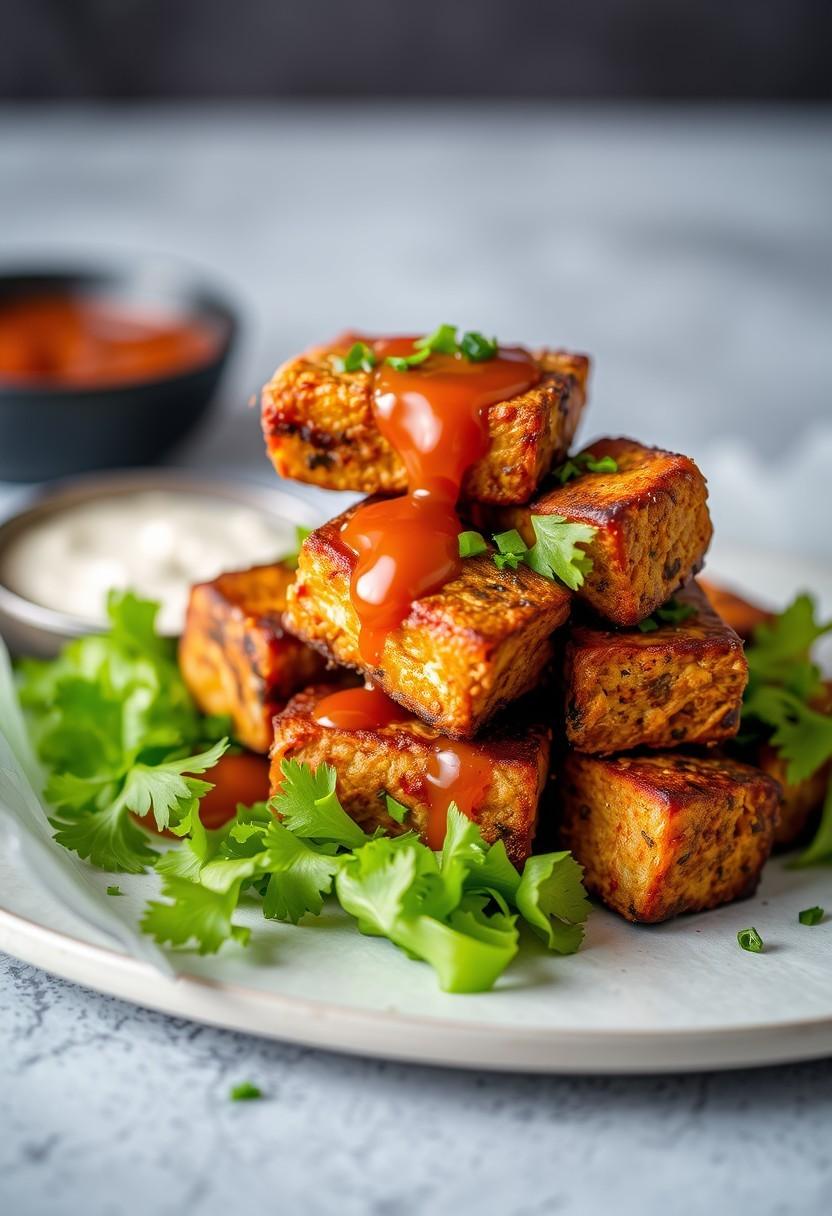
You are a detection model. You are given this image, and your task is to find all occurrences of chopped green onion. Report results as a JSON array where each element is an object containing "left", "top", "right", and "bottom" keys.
[
  {"left": 460, "top": 331, "right": 498, "bottom": 362},
  {"left": 737, "top": 927, "right": 764, "bottom": 953},
  {"left": 106, "top": 885, "right": 123, "bottom": 897},
  {"left": 384, "top": 794, "right": 409, "bottom": 825},
  {"left": 385, "top": 346, "right": 432, "bottom": 372},
  {"left": 458, "top": 530, "right": 489, "bottom": 558},
  {"left": 230, "top": 1082, "right": 263, "bottom": 1101},
  {"left": 334, "top": 341, "right": 377, "bottom": 374},
  {"left": 798, "top": 906, "right": 824, "bottom": 925},
  {"left": 414, "top": 324, "right": 458, "bottom": 355}
]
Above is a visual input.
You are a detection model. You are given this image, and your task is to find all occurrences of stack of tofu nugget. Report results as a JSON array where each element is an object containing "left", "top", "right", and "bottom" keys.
[{"left": 180, "top": 335, "right": 782, "bottom": 925}]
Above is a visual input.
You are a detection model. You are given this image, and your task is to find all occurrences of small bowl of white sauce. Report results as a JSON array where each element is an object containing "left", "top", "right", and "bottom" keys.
[{"left": 0, "top": 469, "right": 321, "bottom": 656}]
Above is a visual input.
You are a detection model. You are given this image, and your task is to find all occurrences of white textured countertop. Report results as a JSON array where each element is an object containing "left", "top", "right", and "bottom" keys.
[{"left": 0, "top": 104, "right": 830, "bottom": 1215}]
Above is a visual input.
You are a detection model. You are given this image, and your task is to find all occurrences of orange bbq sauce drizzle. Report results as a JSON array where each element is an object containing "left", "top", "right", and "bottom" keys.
[
  {"left": 320, "top": 333, "right": 539, "bottom": 847},
  {"left": 313, "top": 683, "right": 496, "bottom": 850}
]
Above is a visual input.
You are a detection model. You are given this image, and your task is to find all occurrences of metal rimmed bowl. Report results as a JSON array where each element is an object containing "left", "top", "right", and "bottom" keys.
[
  {"left": 0, "top": 468, "right": 323, "bottom": 658},
  {"left": 0, "top": 260, "right": 239, "bottom": 482}
]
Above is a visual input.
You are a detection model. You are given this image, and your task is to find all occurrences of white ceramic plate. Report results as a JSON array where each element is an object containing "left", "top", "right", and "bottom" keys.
[{"left": 1, "top": 542, "right": 830, "bottom": 1074}]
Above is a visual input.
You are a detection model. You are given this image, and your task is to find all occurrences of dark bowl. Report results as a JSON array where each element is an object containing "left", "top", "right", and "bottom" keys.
[{"left": 0, "top": 261, "right": 238, "bottom": 482}]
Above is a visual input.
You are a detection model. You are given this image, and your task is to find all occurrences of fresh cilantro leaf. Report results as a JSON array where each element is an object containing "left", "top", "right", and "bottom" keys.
[
  {"left": 524, "top": 515, "right": 596, "bottom": 591},
  {"left": 458, "top": 530, "right": 488, "bottom": 559},
  {"left": 139, "top": 767, "right": 591, "bottom": 991},
  {"left": 116, "top": 738, "right": 229, "bottom": 833},
  {"left": 334, "top": 341, "right": 377, "bottom": 374},
  {"left": 106, "top": 885, "right": 123, "bottom": 896},
  {"left": 637, "top": 597, "right": 697, "bottom": 633},
  {"left": 747, "top": 594, "right": 832, "bottom": 687},
  {"left": 414, "top": 324, "right": 458, "bottom": 355},
  {"left": 141, "top": 875, "right": 251, "bottom": 954},
  {"left": 737, "top": 927, "right": 764, "bottom": 953},
  {"left": 583, "top": 454, "right": 619, "bottom": 474},
  {"left": 385, "top": 347, "right": 432, "bottom": 372},
  {"left": 791, "top": 781, "right": 832, "bottom": 868},
  {"left": 744, "top": 687, "right": 832, "bottom": 783},
  {"left": 554, "top": 451, "right": 619, "bottom": 485},
  {"left": 230, "top": 1082, "right": 262, "bottom": 1101},
  {"left": 259, "top": 821, "right": 342, "bottom": 924},
  {"left": 460, "top": 331, "right": 497, "bottom": 362},
  {"left": 52, "top": 800, "right": 159, "bottom": 874},
  {"left": 491, "top": 528, "right": 528, "bottom": 572},
  {"left": 384, "top": 793, "right": 409, "bottom": 825},
  {"left": 271, "top": 759, "right": 368, "bottom": 848},
  {"left": 798, "top": 906, "right": 824, "bottom": 925},
  {"left": 282, "top": 525, "right": 313, "bottom": 571},
  {"left": 515, "top": 852, "right": 592, "bottom": 954}
]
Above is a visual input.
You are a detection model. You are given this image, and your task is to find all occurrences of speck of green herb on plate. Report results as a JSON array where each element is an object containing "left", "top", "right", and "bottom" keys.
[
  {"left": 106, "top": 885, "right": 123, "bottom": 896},
  {"left": 737, "top": 927, "right": 764, "bottom": 953},
  {"left": 798, "top": 906, "right": 824, "bottom": 926},
  {"left": 230, "top": 1082, "right": 263, "bottom": 1101}
]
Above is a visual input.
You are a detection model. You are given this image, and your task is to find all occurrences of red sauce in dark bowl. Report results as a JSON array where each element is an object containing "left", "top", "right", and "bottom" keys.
[{"left": 0, "top": 292, "right": 222, "bottom": 389}]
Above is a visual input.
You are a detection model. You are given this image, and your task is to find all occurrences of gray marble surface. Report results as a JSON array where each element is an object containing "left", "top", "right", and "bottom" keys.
[{"left": 1, "top": 105, "right": 831, "bottom": 1215}]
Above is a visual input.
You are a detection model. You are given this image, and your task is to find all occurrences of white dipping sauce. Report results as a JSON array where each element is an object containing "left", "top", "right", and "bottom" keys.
[{"left": 2, "top": 490, "right": 298, "bottom": 635}]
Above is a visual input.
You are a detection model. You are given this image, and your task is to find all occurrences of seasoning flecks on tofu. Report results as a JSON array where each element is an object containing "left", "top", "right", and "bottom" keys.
[
  {"left": 558, "top": 751, "right": 780, "bottom": 923},
  {"left": 179, "top": 562, "right": 328, "bottom": 753},
  {"left": 475, "top": 437, "right": 713, "bottom": 625},
  {"left": 563, "top": 580, "right": 748, "bottom": 754},
  {"left": 284, "top": 501, "right": 572, "bottom": 740},
  {"left": 270, "top": 685, "right": 552, "bottom": 865},
  {"left": 261, "top": 344, "right": 590, "bottom": 505}
]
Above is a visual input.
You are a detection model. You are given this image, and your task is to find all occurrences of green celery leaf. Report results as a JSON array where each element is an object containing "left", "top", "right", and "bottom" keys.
[{"left": 515, "top": 852, "right": 591, "bottom": 953}]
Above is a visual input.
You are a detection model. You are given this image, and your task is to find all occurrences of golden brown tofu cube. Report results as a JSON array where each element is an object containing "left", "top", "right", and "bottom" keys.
[
  {"left": 261, "top": 343, "right": 589, "bottom": 505},
  {"left": 475, "top": 437, "right": 713, "bottom": 626},
  {"left": 270, "top": 685, "right": 551, "bottom": 864},
  {"left": 698, "top": 579, "right": 774, "bottom": 642},
  {"left": 757, "top": 681, "right": 832, "bottom": 848},
  {"left": 179, "top": 563, "right": 328, "bottom": 753},
  {"left": 563, "top": 581, "right": 748, "bottom": 754},
  {"left": 284, "top": 503, "right": 572, "bottom": 739},
  {"left": 559, "top": 752, "right": 779, "bottom": 923}
]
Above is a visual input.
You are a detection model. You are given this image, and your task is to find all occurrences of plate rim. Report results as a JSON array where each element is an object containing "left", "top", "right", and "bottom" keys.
[{"left": 3, "top": 902, "right": 832, "bottom": 1075}]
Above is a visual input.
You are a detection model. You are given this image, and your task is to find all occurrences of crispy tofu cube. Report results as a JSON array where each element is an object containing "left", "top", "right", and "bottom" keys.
[
  {"left": 179, "top": 563, "right": 328, "bottom": 753},
  {"left": 270, "top": 685, "right": 551, "bottom": 864},
  {"left": 559, "top": 752, "right": 780, "bottom": 922},
  {"left": 698, "top": 579, "right": 774, "bottom": 642},
  {"left": 475, "top": 437, "right": 713, "bottom": 625},
  {"left": 757, "top": 680, "right": 832, "bottom": 848},
  {"left": 564, "top": 581, "right": 747, "bottom": 754},
  {"left": 284, "top": 503, "right": 572, "bottom": 739},
  {"left": 261, "top": 345, "right": 589, "bottom": 505}
]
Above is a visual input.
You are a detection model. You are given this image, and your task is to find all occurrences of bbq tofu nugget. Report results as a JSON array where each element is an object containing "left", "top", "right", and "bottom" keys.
[
  {"left": 179, "top": 563, "right": 327, "bottom": 753},
  {"left": 285, "top": 503, "right": 572, "bottom": 739},
  {"left": 479, "top": 437, "right": 712, "bottom": 625},
  {"left": 270, "top": 686, "right": 551, "bottom": 864},
  {"left": 261, "top": 342, "right": 589, "bottom": 505},
  {"left": 559, "top": 752, "right": 780, "bottom": 923},
  {"left": 564, "top": 581, "right": 748, "bottom": 754}
]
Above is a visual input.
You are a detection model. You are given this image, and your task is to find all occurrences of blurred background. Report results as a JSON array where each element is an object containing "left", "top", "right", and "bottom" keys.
[{"left": 0, "top": 0, "right": 830, "bottom": 555}]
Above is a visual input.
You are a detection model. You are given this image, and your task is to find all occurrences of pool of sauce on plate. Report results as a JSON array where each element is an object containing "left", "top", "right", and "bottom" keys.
[
  {"left": 313, "top": 653, "right": 494, "bottom": 849},
  {"left": 0, "top": 292, "right": 220, "bottom": 388}
]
